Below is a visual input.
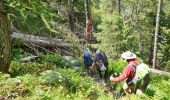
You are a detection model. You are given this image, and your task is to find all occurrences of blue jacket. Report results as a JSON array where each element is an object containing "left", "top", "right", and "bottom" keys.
[{"left": 83, "top": 52, "right": 93, "bottom": 66}]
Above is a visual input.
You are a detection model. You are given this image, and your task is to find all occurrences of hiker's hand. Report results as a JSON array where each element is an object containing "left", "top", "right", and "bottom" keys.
[
  {"left": 110, "top": 75, "right": 115, "bottom": 81},
  {"left": 90, "top": 66, "right": 93, "bottom": 70},
  {"left": 91, "top": 63, "right": 95, "bottom": 69}
]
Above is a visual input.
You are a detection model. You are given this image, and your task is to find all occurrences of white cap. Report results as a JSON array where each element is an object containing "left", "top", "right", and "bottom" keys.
[
  {"left": 121, "top": 51, "right": 136, "bottom": 59},
  {"left": 96, "top": 49, "right": 100, "bottom": 53}
]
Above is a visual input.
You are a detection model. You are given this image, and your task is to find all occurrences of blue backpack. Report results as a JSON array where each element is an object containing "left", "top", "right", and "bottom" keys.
[{"left": 84, "top": 52, "right": 92, "bottom": 65}]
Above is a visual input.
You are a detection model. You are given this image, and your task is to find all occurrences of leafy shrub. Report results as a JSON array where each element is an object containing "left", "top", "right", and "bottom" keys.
[
  {"left": 165, "top": 60, "right": 170, "bottom": 71},
  {"left": 40, "top": 68, "right": 112, "bottom": 99},
  {"left": 0, "top": 74, "right": 31, "bottom": 98},
  {"left": 9, "top": 61, "right": 55, "bottom": 76},
  {"left": 108, "top": 59, "right": 127, "bottom": 75},
  {"left": 41, "top": 70, "right": 65, "bottom": 85},
  {"left": 41, "top": 54, "right": 71, "bottom": 68},
  {"left": 147, "top": 74, "right": 170, "bottom": 100}
]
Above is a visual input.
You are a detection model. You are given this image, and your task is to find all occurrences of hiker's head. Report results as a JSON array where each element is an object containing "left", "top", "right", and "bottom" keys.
[
  {"left": 96, "top": 49, "right": 100, "bottom": 54},
  {"left": 86, "top": 48, "right": 91, "bottom": 53},
  {"left": 121, "top": 51, "right": 136, "bottom": 62}
]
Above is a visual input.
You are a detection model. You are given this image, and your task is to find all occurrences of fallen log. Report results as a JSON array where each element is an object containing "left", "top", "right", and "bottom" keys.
[
  {"left": 150, "top": 68, "right": 170, "bottom": 76},
  {"left": 12, "top": 32, "right": 71, "bottom": 48}
]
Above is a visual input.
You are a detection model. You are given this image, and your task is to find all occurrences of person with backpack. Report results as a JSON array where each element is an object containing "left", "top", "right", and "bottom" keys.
[
  {"left": 110, "top": 51, "right": 150, "bottom": 95},
  {"left": 91, "top": 50, "right": 108, "bottom": 86},
  {"left": 83, "top": 48, "right": 93, "bottom": 76}
]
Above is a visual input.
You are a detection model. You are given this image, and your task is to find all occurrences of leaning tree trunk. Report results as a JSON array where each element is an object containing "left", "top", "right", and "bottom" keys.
[
  {"left": 84, "top": 0, "right": 92, "bottom": 42},
  {"left": 0, "top": 1, "right": 11, "bottom": 73},
  {"left": 153, "top": 0, "right": 161, "bottom": 69}
]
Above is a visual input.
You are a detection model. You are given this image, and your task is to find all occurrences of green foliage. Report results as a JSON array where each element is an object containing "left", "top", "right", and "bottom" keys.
[
  {"left": 146, "top": 74, "right": 170, "bottom": 100},
  {"left": 2, "top": 0, "right": 170, "bottom": 99},
  {"left": 41, "top": 70, "right": 65, "bottom": 86},
  {"left": 6, "top": 0, "right": 61, "bottom": 36},
  {"left": 107, "top": 59, "right": 127, "bottom": 93},
  {"left": 9, "top": 53, "right": 74, "bottom": 76},
  {"left": 41, "top": 54, "right": 71, "bottom": 68},
  {"left": 12, "top": 45, "right": 30, "bottom": 62},
  {"left": 108, "top": 59, "right": 127, "bottom": 75},
  {"left": 92, "top": 0, "right": 170, "bottom": 69},
  {"left": 0, "top": 68, "right": 112, "bottom": 100},
  {"left": 9, "top": 61, "right": 55, "bottom": 76},
  {"left": 41, "top": 69, "right": 99, "bottom": 95},
  {"left": 94, "top": 11, "right": 126, "bottom": 57}
]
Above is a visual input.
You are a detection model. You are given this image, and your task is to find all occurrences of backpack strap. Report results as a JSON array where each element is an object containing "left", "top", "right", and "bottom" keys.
[
  {"left": 129, "top": 62, "right": 140, "bottom": 73},
  {"left": 130, "top": 63, "right": 136, "bottom": 73},
  {"left": 127, "top": 62, "right": 140, "bottom": 84}
]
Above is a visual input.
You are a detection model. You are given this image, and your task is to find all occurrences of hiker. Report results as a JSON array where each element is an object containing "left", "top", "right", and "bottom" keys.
[
  {"left": 110, "top": 51, "right": 150, "bottom": 95},
  {"left": 91, "top": 50, "right": 108, "bottom": 85},
  {"left": 83, "top": 48, "right": 93, "bottom": 76}
]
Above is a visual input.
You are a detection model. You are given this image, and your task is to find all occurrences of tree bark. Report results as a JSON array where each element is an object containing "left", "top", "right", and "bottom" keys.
[
  {"left": 84, "top": 0, "right": 92, "bottom": 42},
  {"left": 150, "top": 68, "right": 170, "bottom": 77},
  {"left": 153, "top": 0, "right": 161, "bottom": 69},
  {"left": 0, "top": 1, "right": 11, "bottom": 73},
  {"left": 12, "top": 32, "right": 70, "bottom": 48}
]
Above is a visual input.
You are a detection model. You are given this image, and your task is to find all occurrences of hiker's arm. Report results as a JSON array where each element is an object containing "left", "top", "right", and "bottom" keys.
[
  {"left": 110, "top": 65, "right": 131, "bottom": 82},
  {"left": 91, "top": 55, "right": 97, "bottom": 69},
  {"left": 110, "top": 74, "right": 127, "bottom": 82},
  {"left": 91, "top": 63, "right": 95, "bottom": 69}
]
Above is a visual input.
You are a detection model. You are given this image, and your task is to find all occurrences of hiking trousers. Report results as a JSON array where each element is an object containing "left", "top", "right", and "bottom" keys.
[{"left": 96, "top": 66, "right": 108, "bottom": 83}]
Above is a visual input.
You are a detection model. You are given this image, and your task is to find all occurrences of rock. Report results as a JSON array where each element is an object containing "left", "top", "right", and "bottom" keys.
[
  {"left": 62, "top": 56, "right": 74, "bottom": 62},
  {"left": 20, "top": 56, "right": 39, "bottom": 62},
  {"left": 71, "top": 60, "right": 80, "bottom": 67}
]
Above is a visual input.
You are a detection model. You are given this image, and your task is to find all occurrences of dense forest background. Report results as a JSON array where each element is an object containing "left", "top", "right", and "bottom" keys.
[
  {"left": 0, "top": 0, "right": 170, "bottom": 99},
  {"left": 3, "top": 0, "right": 170, "bottom": 70}
]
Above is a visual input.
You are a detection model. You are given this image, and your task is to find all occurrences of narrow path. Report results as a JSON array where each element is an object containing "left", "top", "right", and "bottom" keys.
[{"left": 89, "top": 74, "right": 123, "bottom": 99}]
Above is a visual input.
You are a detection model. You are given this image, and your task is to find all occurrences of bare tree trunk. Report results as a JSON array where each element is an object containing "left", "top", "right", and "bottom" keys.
[
  {"left": 0, "top": 1, "right": 11, "bottom": 73},
  {"left": 84, "top": 0, "right": 92, "bottom": 42},
  {"left": 135, "top": 1, "right": 141, "bottom": 53},
  {"left": 153, "top": 0, "right": 161, "bottom": 69},
  {"left": 68, "top": 0, "right": 75, "bottom": 32}
]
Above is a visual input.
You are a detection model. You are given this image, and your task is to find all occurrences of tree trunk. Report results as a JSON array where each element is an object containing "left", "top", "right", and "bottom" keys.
[
  {"left": 84, "top": 0, "right": 92, "bottom": 42},
  {"left": 153, "top": 0, "right": 161, "bottom": 69},
  {"left": 12, "top": 32, "right": 70, "bottom": 48},
  {"left": 68, "top": 0, "right": 75, "bottom": 32},
  {"left": 150, "top": 68, "right": 170, "bottom": 77},
  {"left": 0, "top": 1, "right": 11, "bottom": 73}
]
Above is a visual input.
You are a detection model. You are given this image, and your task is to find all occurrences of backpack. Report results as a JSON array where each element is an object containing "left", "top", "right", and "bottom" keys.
[
  {"left": 129, "top": 62, "right": 150, "bottom": 85},
  {"left": 84, "top": 53, "right": 92, "bottom": 65},
  {"left": 95, "top": 52, "right": 108, "bottom": 71}
]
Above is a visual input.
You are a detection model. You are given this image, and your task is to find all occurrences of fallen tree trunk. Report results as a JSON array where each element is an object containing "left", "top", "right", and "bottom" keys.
[
  {"left": 12, "top": 32, "right": 71, "bottom": 48},
  {"left": 150, "top": 68, "right": 170, "bottom": 76}
]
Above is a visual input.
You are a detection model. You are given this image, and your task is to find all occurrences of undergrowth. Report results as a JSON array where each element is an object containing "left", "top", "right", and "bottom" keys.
[{"left": 0, "top": 48, "right": 170, "bottom": 100}]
